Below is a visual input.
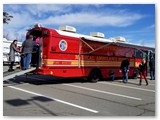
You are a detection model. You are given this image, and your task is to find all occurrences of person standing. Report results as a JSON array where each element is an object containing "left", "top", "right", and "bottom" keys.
[
  {"left": 8, "top": 40, "right": 20, "bottom": 72},
  {"left": 109, "top": 70, "right": 115, "bottom": 81},
  {"left": 139, "top": 59, "right": 148, "bottom": 86},
  {"left": 120, "top": 59, "right": 130, "bottom": 83},
  {"left": 22, "top": 35, "right": 36, "bottom": 70},
  {"left": 149, "top": 57, "right": 155, "bottom": 80},
  {"left": 31, "top": 36, "right": 39, "bottom": 66}
]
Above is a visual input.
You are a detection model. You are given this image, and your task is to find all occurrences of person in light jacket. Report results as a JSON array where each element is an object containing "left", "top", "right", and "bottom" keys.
[{"left": 8, "top": 40, "right": 20, "bottom": 72}]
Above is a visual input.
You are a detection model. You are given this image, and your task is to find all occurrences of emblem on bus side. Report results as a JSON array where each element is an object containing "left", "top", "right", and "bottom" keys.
[{"left": 59, "top": 40, "right": 68, "bottom": 51}]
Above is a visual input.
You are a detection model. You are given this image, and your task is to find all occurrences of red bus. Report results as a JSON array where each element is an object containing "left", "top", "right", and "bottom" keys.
[{"left": 27, "top": 24, "right": 155, "bottom": 82}]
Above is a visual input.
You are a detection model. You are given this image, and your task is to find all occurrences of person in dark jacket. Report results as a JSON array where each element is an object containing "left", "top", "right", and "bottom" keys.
[
  {"left": 149, "top": 57, "right": 155, "bottom": 80},
  {"left": 120, "top": 59, "right": 130, "bottom": 83},
  {"left": 139, "top": 59, "right": 148, "bottom": 85},
  {"left": 22, "top": 35, "right": 36, "bottom": 70},
  {"left": 8, "top": 40, "right": 20, "bottom": 72},
  {"left": 109, "top": 70, "right": 115, "bottom": 81}
]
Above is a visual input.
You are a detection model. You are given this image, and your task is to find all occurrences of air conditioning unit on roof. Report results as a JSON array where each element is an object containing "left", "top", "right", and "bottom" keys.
[
  {"left": 59, "top": 25, "right": 76, "bottom": 33},
  {"left": 90, "top": 32, "right": 105, "bottom": 38},
  {"left": 3, "top": 38, "right": 7, "bottom": 41},
  {"left": 114, "top": 37, "right": 126, "bottom": 42}
]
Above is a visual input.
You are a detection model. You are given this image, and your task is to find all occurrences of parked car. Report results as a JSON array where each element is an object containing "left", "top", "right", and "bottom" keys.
[{"left": 3, "top": 38, "right": 22, "bottom": 63}]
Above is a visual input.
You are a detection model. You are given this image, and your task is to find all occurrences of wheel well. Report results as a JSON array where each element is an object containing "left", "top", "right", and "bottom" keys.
[{"left": 88, "top": 68, "right": 103, "bottom": 78}]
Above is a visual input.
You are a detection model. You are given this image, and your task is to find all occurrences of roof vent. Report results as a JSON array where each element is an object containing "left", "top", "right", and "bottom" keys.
[
  {"left": 3, "top": 38, "right": 7, "bottom": 41},
  {"left": 114, "top": 37, "right": 126, "bottom": 42},
  {"left": 90, "top": 32, "right": 105, "bottom": 38},
  {"left": 59, "top": 25, "right": 76, "bottom": 33},
  {"left": 34, "top": 22, "right": 42, "bottom": 28}
]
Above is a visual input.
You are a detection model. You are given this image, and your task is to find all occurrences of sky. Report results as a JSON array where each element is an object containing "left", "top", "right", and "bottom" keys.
[{"left": 3, "top": 4, "right": 155, "bottom": 47}]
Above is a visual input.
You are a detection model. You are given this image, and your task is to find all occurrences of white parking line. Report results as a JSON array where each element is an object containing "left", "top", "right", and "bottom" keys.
[
  {"left": 63, "top": 84, "right": 142, "bottom": 101},
  {"left": 13, "top": 76, "right": 142, "bottom": 100},
  {"left": 98, "top": 82, "right": 155, "bottom": 92},
  {"left": 115, "top": 80, "right": 155, "bottom": 86},
  {"left": 129, "top": 81, "right": 155, "bottom": 86},
  {"left": 8, "top": 86, "right": 99, "bottom": 113}
]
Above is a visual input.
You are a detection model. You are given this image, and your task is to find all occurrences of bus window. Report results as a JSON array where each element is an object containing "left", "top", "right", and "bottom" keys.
[
  {"left": 135, "top": 50, "right": 143, "bottom": 58},
  {"left": 143, "top": 52, "right": 147, "bottom": 58},
  {"left": 149, "top": 51, "right": 155, "bottom": 60},
  {"left": 43, "top": 30, "right": 49, "bottom": 36}
]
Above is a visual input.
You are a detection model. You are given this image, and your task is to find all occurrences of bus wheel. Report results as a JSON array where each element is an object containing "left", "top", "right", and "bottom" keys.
[{"left": 88, "top": 69, "right": 102, "bottom": 83}]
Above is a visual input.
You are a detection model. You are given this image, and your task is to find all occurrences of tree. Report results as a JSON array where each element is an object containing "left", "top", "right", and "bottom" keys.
[{"left": 3, "top": 12, "right": 13, "bottom": 24}]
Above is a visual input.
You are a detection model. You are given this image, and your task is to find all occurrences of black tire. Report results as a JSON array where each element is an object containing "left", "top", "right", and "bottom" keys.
[{"left": 88, "top": 69, "right": 102, "bottom": 83}]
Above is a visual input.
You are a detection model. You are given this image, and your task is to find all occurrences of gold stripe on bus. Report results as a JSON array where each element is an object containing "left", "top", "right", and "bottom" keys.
[{"left": 43, "top": 59, "right": 135, "bottom": 67}]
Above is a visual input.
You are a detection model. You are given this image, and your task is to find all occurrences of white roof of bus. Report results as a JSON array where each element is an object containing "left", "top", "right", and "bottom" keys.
[
  {"left": 55, "top": 29, "right": 154, "bottom": 50},
  {"left": 56, "top": 29, "right": 113, "bottom": 43}
]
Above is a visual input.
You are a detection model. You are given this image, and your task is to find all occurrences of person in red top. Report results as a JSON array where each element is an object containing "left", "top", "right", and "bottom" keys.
[{"left": 139, "top": 59, "right": 148, "bottom": 86}]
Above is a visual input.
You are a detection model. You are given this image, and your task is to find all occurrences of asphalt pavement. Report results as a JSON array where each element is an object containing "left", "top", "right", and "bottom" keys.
[{"left": 3, "top": 73, "right": 155, "bottom": 116}]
